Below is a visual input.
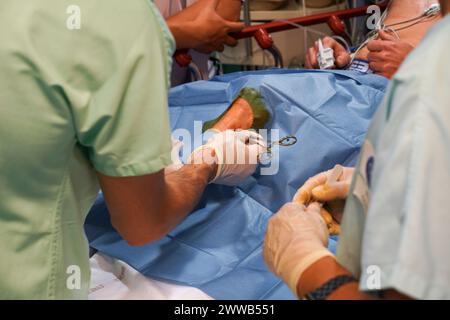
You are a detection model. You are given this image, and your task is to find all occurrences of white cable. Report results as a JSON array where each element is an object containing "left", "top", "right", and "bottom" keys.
[
  {"left": 383, "top": 26, "right": 400, "bottom": 39},
  {"left": 219, "top": 47, "right": 274, "bottom": 67},
  {"left": 274, "top": 20, "right": 352, "bottom": 53},
  {"left": 331, "top": 35, "right": 351, "bottom": 52},
  {"left": 275, "top": 20, "right": 330, "bottom": 38},
  {"left": 351, "top": 0, "right": 439, "bottom": 61},
  {"left": 347, "top": 0, "right": 391, "bottom": 66},
  {"left": 221, "top": 0, "right": 440, "bottom": 68}
]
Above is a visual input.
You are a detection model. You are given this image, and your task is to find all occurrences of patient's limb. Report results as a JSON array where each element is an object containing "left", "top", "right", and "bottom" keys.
[
  {"left": 210, "top": 95, "right": 254, "bottom": 131},
  {"left": 305, "top": 0, "right": 441, "bottom": 77},
  {"left": 375, "top": 0, "right": 440, "bottom": 46},
  {"left": 167, "top": 88, "right": 269, "bottom": 175},
  {"left": 358, "top": 0, "right": 441, "bottom": 62},
  {"left": 204, "top": 88, "right": 271, "bottom": 132}
]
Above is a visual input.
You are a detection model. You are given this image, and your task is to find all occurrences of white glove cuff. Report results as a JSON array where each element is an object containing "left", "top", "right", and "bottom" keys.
[
  {"left": 287, "top": 249, "right": 335, "bottom": 297},
  {"left": 187, "top": 145, "right": 221, "bottom": 183},
  {"left": 209, "top": 146, "right": 224, "bottom": 184}
]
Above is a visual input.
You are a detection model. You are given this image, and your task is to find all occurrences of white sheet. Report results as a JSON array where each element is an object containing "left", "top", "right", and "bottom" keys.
[{"left": 89, "top": 253, "right": 212, "bottom": 300}]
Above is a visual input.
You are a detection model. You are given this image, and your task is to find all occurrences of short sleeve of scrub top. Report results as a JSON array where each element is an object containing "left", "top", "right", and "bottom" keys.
[
  {"left": 73, "top": 2, "right": 175, "bottom": 177},
  {"left": 0, "top": 0, "right": 174, "bottom": 299},
  {"left": 337, "top": 15, "right": 450, "bottom": 299}
]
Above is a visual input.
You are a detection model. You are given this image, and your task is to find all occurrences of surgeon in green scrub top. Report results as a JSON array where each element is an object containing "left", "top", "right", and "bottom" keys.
[{"left": 0, "top": 0, "right": 262, "bottom": 299}]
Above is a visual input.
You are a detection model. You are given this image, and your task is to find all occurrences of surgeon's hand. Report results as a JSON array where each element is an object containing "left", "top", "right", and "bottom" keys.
[
  {"left": 367, "top": 30, "right": 414, "bottom": 79},
  {"left": 293, "top": 165, "right": 354, "bottom": 224},
  {"left": 188, "top": 130, "right": 266, "bottom": 186},
  {"left": 305, "top": 37, "right": 351, "bottom": 70},
  {"left": 264, "top": 202, "right": 333, "bottom": 295},
  {"left": 167, "top": 0, "right": 244, "bottom": 53}
]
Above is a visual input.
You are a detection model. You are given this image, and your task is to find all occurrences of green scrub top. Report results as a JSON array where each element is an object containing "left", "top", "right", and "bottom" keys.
[{"left": 0, "top": 0, "right": 175, "bottom": 299}]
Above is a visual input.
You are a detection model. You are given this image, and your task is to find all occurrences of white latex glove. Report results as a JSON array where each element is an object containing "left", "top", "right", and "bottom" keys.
[
  {"left": 164, "top": 138, "right": 185, "bottom": 175},
  {"left": 293, "top": 165, "right": 354, "bottom": 204},
  {"left": 264, "top": 202, "right": 333, "bottom": 296},
  {"left": 188, "top": 130, "right": 267, "bottom": 186}
]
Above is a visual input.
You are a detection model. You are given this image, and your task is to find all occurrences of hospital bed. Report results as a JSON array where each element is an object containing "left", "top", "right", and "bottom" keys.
[
  {"left": 86, "top": 1, "right": 391, "bottom": 301},
  {"left": 86, "top": 68, "right": 388, "bottom": 300},
  {"left": 175, "top": 2, "right": 388, "bottom": 79},
  {"left": 89, "top": 253, "right": 212, "bottom": 300}
]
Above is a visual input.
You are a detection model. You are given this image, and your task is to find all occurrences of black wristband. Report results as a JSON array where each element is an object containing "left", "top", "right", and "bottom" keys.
[{"left": 304, "top": 275, "right": 358, "bottom": 300}]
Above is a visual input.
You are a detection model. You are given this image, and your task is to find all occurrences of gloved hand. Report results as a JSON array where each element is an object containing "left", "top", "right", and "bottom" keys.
[
  {"left": 293, "top": 165, "right": 354, "bottom": 230},
  {"left": 264, "top": 202, "right": 333, "bottom": 296},
  {"left": 164, "top": 138, "right": 185, "bottom": 175},
  {"left": 188, "top": 130, "right": 267, "bottom": 186},
  {"left": 293, "top": 165, "right": 354, "bottom": 205}
]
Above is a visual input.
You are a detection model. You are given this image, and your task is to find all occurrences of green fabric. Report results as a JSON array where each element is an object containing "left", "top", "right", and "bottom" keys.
[
  {"left": 202, "top": 87, "right": 271, "bottom": 132},
  {"left": 0, "top": 0, "right": 174, "bottom": 299}
]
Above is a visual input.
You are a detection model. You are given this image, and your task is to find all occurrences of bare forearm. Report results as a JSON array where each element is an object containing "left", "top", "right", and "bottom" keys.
[
  {"left": 159, "top": 161, "right": 216, "bottom": 234},
  {"left": 297, "top": 256, "right": 412, "bottom": 300},
  {"left": 356, "top": 0, "right": 440, "bottom": 60},
  {"left": 166, "top": 0, "right": 242, "bottom": 50},
  {"left": 217, "top": 0, "right": 242, "bottom": 21},
  {"left": 166, "top": 1, "right": 207, "bottom": 49},
  {"left": 297, "top": 257, "right": 374, "bottom": 300},
  {"left": 169, "top": 0, "right": 241, "bottom": 21},
  {"left": 385, "top": 0, "right": 440, "bottom": 46},
  {"left": 166, "top": 19, "right": 200, "bottom": 49}
]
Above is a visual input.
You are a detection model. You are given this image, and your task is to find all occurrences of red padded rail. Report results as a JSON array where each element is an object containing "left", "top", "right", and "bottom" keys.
[{"left": 230, "top": 3, "right": 388, "bottom": 40}]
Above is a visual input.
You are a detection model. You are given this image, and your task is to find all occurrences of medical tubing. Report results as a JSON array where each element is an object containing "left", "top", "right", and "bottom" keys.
[{"left": 275, "top": 20, "right": 352, "bottom": 53}]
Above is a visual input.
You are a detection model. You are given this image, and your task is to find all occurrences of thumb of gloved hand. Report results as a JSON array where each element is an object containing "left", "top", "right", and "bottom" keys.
[
  {"left": 293, "top": 166, "right": 354, "bottom": 204},
  {"left": 311, "top": 166, "right": 354, "bottom": 202},
  {"left": 211, "top": 130, "right": 266, "bottom": 186},
  {"left": 311, "top": 181, "right": 350, "bottom": 202}
]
